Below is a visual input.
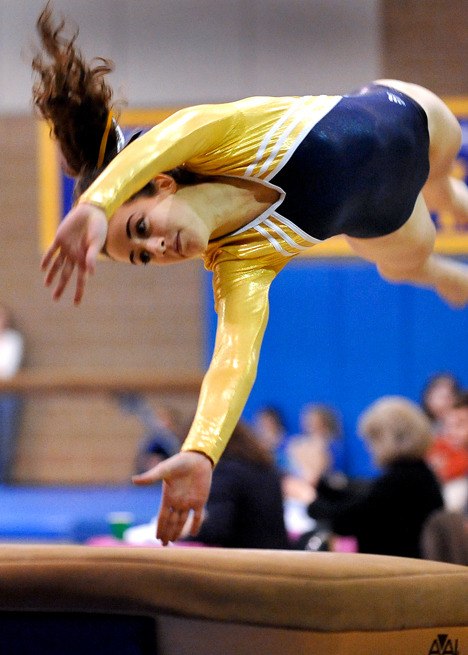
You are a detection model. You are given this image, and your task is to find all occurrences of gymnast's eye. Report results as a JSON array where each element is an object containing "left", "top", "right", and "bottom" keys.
[
  {"left": 135, "top": 217, "right": 148, "bottom": 237},
  {"left": 140, "top": 250, "right": 151, "bottom": 265}
]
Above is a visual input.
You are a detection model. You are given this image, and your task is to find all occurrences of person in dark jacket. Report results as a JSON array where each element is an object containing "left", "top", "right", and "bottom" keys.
[
  {"left": 184, "top": 420, "right": 289, "bottom": 549},
  {"left": 308, "top": 396, "right": 443, "bottom": 558}
]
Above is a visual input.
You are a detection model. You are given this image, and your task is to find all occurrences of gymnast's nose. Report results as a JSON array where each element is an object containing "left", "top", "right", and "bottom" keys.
[{"left": 146, "top": 236, "right": 166, "bottom": 255}]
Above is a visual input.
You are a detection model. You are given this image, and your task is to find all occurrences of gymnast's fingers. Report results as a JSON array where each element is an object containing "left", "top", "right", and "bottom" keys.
[
  {"left": 44, "top": 252, "right": 65, "bottom": 288},
  {"left": 52, "top": 258, "right": 75, "bottom": 301},
  {"left": 166, "top": 508, "right": 191, "bottom": 544},
  {"left": 156, "top": 485, "right": 192, "bottom": 545},
  {"left": 41, "top": 240, "right": 59, "bottom": 272},
  {"left": 155, "top": 504, "right": 175, "bottom": 545},
  {"left": 74, "top": 265, "right": 88, "bottom": 306},
  {"left": 189, "top": 509, "right": 204, "bottom": 537},
  {"left": 132, "top": 468, "right": 165, "bottom": 487},
  {"left": 85, "top": 240, "right": 102, "bottom": 276}
]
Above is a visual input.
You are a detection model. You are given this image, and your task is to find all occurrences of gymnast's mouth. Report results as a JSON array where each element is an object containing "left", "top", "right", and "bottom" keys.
[{"left": 175, "top": 231, "right": 184, "bottom": 257}]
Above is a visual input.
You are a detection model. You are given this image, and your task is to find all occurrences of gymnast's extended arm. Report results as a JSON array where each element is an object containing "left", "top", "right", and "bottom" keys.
[
  {"left": 133, "top": 259, "right": 281, "bottom": 544},
  {"left": 182, "top": 259, "right": 278, "bottom": 465},
  {"left": 79, "top": 103, "right": 238, "bottom": 219}
]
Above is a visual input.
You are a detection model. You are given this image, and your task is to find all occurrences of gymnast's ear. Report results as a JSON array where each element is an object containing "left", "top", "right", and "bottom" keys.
[{"left": 153, "top": 173, "right": 177, "bottom": 195}]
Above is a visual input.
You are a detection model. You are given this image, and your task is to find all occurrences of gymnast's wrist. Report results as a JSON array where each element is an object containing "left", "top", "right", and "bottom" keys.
[
  {"left": 77, "top": 195, "right": 111, "bottom": 220},
  {"left": 180, "top": 446, "right": 215, "bottom": 468}
]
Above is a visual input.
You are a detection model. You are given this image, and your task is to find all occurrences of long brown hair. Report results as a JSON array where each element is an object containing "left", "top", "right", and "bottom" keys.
[
  {"left": 224, "top": 420, "right": 274, "bottom": 468},
  {"left": 31, "top": 2, "right": 120, "bottom": 178}
]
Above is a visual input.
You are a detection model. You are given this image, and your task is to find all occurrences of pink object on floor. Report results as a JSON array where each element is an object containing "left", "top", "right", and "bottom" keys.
[
  {"left": 333, "top": 536, "right": 358, "bottom": 552},
  {"left": 86, "top": 535, "right": 209, "bottom": 548}
]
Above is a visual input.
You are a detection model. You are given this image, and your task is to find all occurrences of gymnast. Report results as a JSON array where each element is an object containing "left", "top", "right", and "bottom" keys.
[{"left": 33, "top": 6, "right": 468, "bottom": 545}]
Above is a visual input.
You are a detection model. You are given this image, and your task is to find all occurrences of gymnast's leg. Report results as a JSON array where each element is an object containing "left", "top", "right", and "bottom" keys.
[
  {"left": 375, "top": 78, "right": 468, "bottom": 226},
  {"left": 345, "top": 193, "right": 468, "bottom": 307}
]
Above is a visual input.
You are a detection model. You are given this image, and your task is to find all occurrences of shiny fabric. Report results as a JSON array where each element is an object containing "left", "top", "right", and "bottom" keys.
[
  {"left": 80, "top": 95, "right": 341, "bottom": 218},
  {"left": 269, "top": 85, "right": 430, "bottom": 238},
  {"left": 80, "top": 95, "right": 340, "bottom": 464},
  {"left": 78, "top": 91, "right": 429, "bottom": 464},
  {"left": 182, "top": 253, "right": 284, "bottom": 464},
  {"left": 181, "top": 222, "right": 324, "bottom": 464}
]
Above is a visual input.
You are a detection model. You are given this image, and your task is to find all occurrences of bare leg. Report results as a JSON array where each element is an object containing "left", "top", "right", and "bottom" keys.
[
  {"left": 346, "top": 193, "right": 468, "bottom": 308},
  {"left": 424, "top": 171, "right": 468, "bottom": 226},
  {"left": 374, "top": 79, "right": 468, "bottom": 225}
]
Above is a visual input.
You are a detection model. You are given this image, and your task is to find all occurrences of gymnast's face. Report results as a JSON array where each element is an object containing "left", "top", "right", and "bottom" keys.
[{"left": 105, "top": 175, "right": 209, "bottom": 265}]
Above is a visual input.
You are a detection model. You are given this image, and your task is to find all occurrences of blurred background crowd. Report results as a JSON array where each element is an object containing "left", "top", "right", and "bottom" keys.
[{"left": 117, "top": 370, "right": 468, "bottom": 564}]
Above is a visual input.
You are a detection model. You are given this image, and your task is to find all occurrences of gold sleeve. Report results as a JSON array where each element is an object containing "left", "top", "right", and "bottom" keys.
[
  {"left": 79, "top": 104, "right": 238, "bottom": 219},
  {"left": 180, "top": 259, "right": 278, "bottom": 465}
]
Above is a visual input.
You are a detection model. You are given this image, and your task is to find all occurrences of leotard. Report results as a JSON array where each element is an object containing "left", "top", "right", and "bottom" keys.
[{"left": 80, "top": 84, "right": 429, "bottom": 464}]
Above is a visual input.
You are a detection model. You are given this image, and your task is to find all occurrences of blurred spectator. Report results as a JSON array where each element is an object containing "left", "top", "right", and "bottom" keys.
[
  {"left": 420, "top": 508, "right": 468, "bottom": 566},
  {"left": 282, "top": 403, "right": 346, "bottom": 511},
  {"left": 421, "top": 372, "right": 461, "bottom": 433},
  {"left": 252, "top": 405, "right": 290, "bottom": 473},
  {"left": 116, "top": 394, "right": 182, "bottom": 474},
  {"left": 287, "top": 403, "right": 346, "bottom": 487},
  {"left": 427, "top": 392, "right": 468, "bottom": 512},
  {"left": 126, "top": 420, "right": 290, "bottom": 549},
  {"left": 308, "top": 396, "right": 443, "bottom": 558},
  {"left": 184, "top": 420, "right": 289, "bottom": 549},
  {"left": 0, "top": 304, "right": 24, "bottom": 483}
]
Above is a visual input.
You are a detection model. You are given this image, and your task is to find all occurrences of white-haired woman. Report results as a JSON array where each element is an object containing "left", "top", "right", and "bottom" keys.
[{"left": 308, "top": 396, "right": 443, "bottom": 558}]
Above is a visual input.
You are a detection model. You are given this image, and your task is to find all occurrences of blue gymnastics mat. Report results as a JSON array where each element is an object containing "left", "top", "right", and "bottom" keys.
[{"left": 0, "top": 485, "right": 161, "bottom": 543}]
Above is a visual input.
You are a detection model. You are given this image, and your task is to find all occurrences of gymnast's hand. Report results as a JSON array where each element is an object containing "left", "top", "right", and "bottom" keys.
[
  {"left": 132, "top": 451, "right": 213, "bottom": 546},
  {"left": 41, "top": 203, "right": 108, "bottom": 305}
]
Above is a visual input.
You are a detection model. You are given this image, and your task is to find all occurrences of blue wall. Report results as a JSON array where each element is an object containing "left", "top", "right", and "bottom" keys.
[{"left": 204, "top": 259, "right": 468, "bottom": 478}]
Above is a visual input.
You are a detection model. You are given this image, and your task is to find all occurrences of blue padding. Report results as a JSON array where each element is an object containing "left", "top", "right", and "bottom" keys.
[{"left": 0, "top": 485, "right": 160, "bottom": 542}]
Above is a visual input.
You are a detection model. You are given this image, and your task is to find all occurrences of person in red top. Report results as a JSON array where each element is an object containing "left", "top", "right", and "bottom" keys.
[{"left": 427, "top": 392, "right": 468, "bottom": 511}]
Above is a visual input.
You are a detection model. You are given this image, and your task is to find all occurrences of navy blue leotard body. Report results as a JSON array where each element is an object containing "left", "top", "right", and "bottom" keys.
[{"left": 271, "top": 84, "right": 430, "bottom": 240}]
